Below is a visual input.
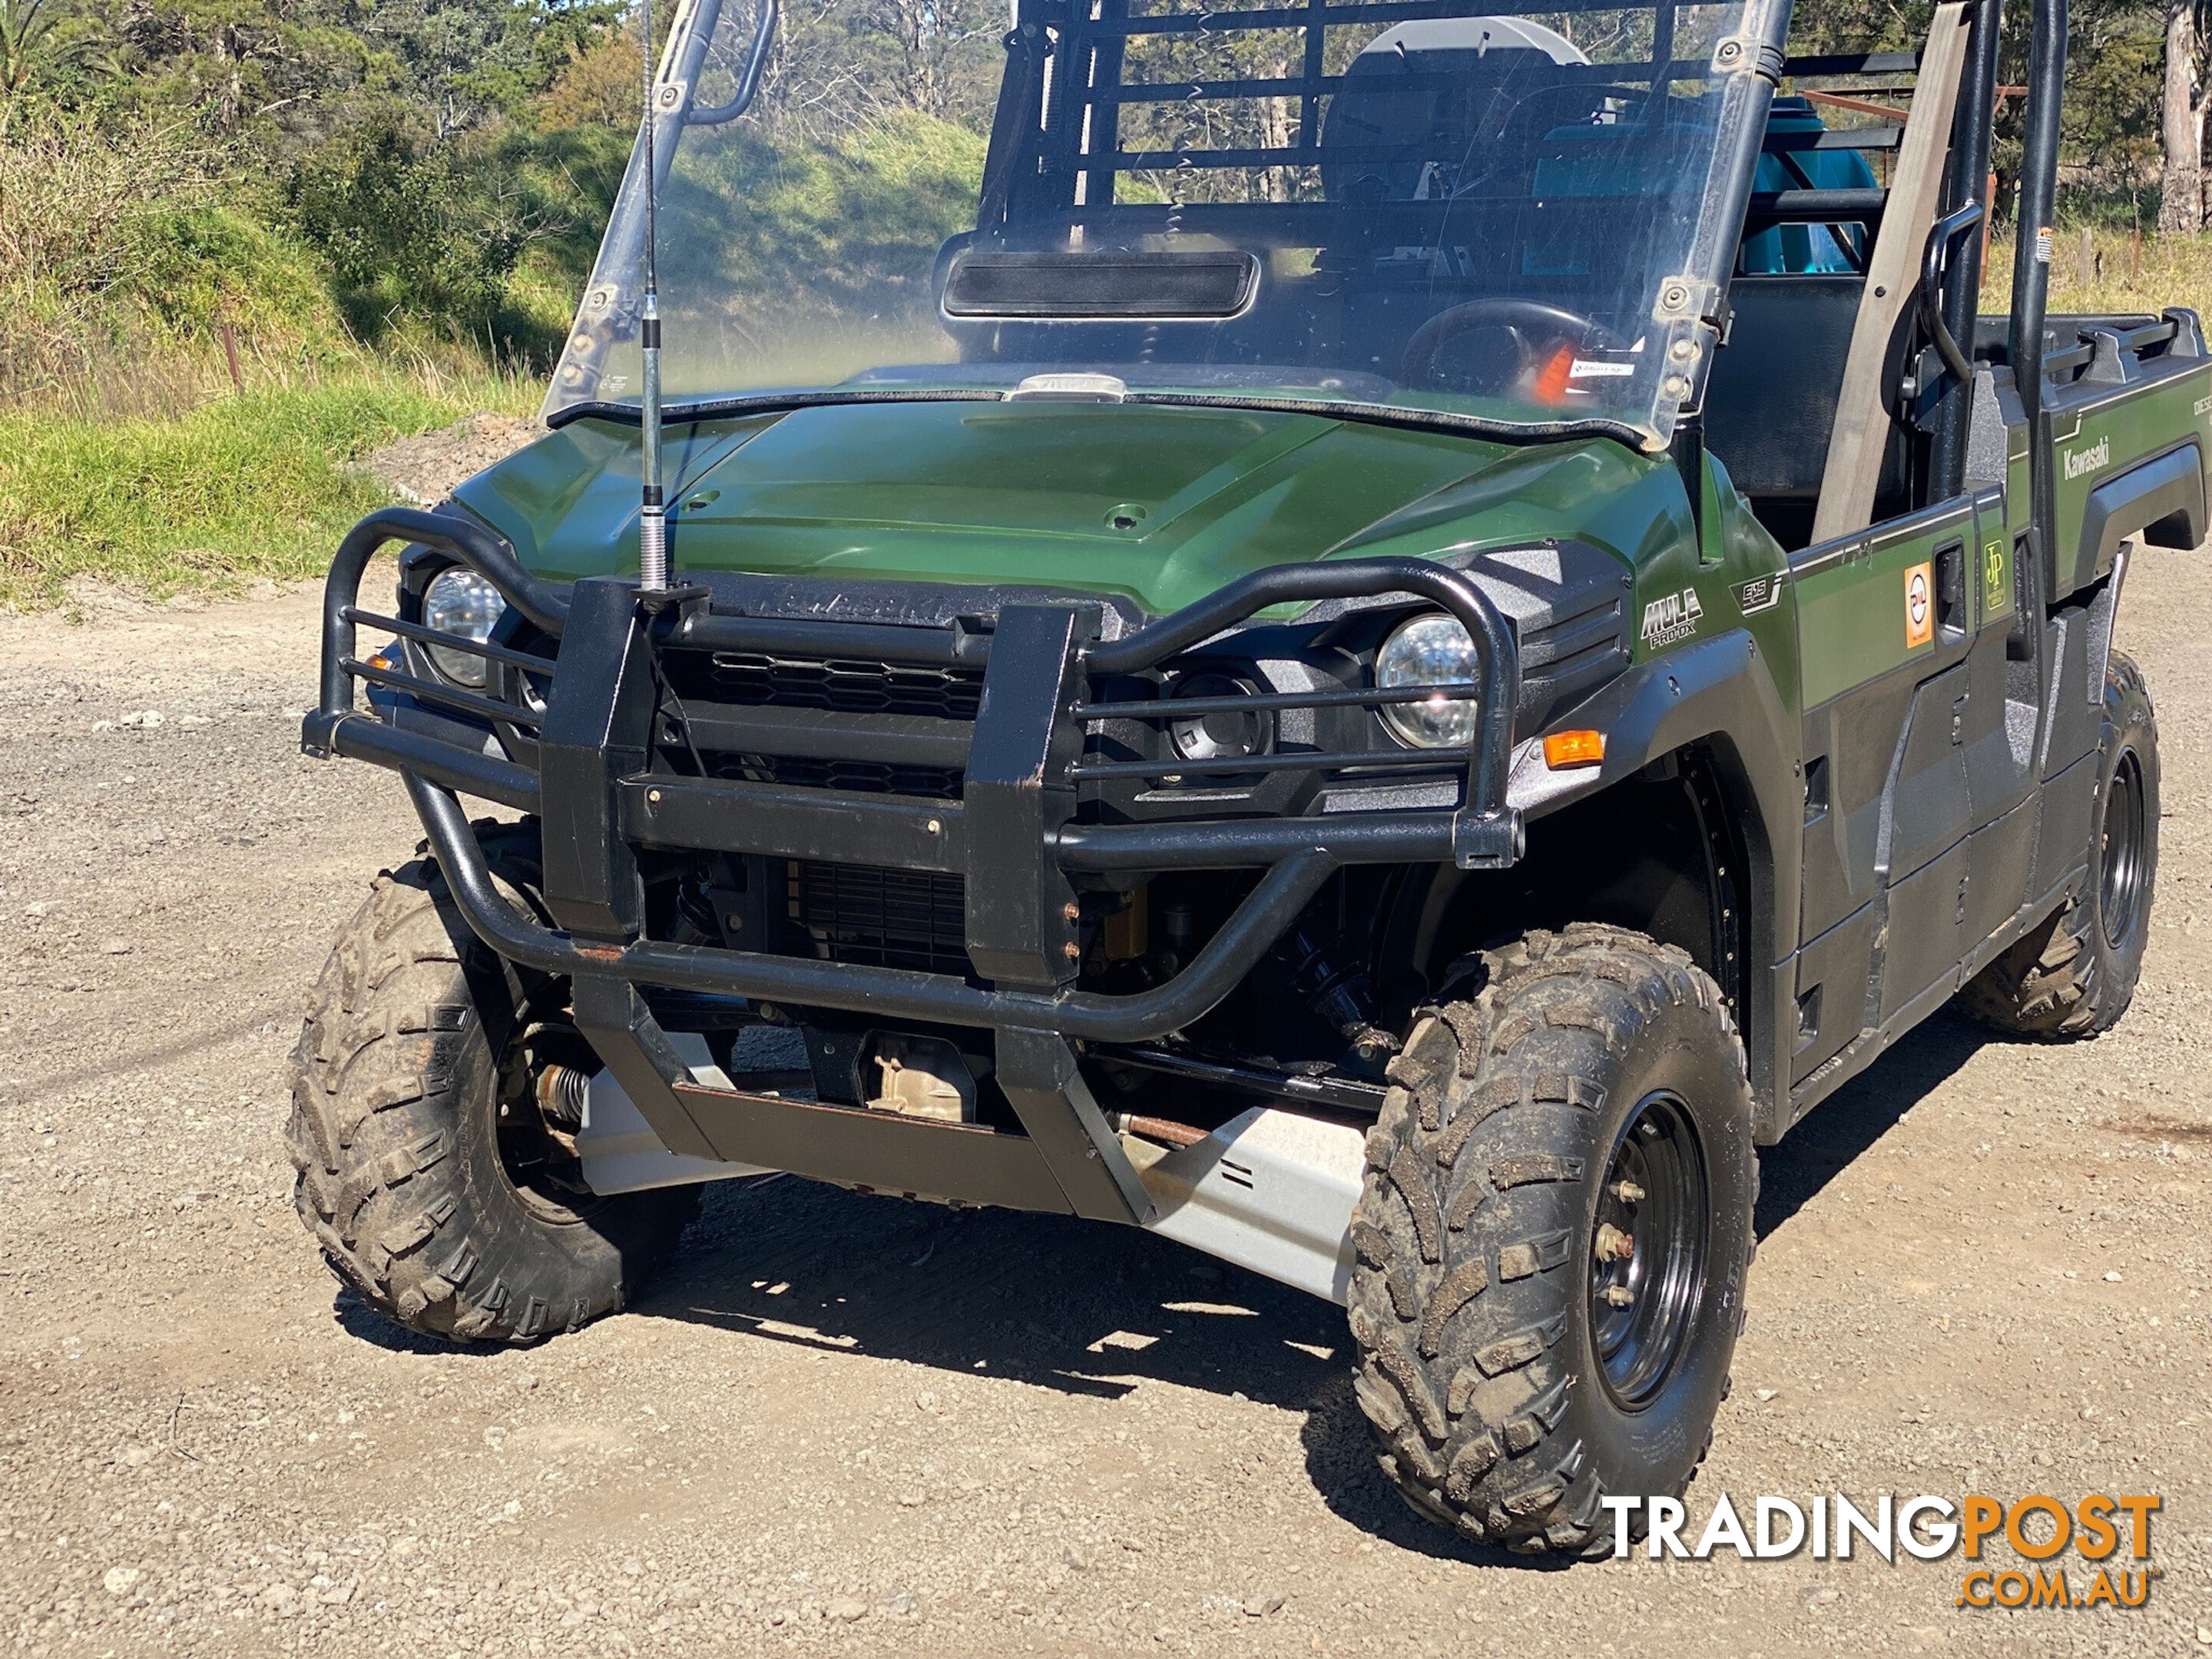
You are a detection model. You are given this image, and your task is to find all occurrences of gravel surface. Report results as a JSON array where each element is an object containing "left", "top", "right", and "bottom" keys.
[
  {"left": 356, "top": 416, "right": 541, "bottom": 507},
  {"left": 0, "top": 557, "right": 2208, "bottom": 1658}
]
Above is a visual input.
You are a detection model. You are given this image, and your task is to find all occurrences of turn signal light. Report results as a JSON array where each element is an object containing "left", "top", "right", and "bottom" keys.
[{"left": 1543, "top": 729, "right": 1605, "bottom": 770}]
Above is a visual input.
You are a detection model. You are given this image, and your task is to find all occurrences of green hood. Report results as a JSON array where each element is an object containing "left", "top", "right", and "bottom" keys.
[{"left": 455, "top": 400, "right": 1681, "bottom": 615}]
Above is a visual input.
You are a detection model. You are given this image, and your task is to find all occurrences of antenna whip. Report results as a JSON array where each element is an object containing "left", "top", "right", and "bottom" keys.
[{"left": 637, "top": 0, "right": 668, "bottom": 590}]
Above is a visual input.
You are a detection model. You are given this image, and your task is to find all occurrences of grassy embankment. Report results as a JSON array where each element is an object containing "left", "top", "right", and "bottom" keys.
[
  {"left": 0, "top": 368, "right": 534, "bottom": 611},
  {"left": 0, "top": 112, "right": 982, "bottom": 611}
]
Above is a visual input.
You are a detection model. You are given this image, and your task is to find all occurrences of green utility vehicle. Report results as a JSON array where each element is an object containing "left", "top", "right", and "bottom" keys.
[{"left": 293, "top": 0, "right": 2194, "bottom": 1552}]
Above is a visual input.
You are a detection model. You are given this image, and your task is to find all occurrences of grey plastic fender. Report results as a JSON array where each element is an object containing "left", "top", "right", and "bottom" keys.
[
  {"left": 2077, "top": 439, "right": 2204, "bottom": 591},
  {"left": 1505, "top": 630, "right": 1803, "bottom": 1135}
]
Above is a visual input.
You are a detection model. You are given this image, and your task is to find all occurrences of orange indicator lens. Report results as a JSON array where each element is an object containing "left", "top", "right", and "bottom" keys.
[{"left": 1542, "top": 729, "right": 1605, "bottom": 769}]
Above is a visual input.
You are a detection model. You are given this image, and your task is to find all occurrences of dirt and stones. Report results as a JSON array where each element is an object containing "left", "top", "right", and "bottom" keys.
[{"left": 0, "top": 555, "right": 2207, "bottom": 1657}]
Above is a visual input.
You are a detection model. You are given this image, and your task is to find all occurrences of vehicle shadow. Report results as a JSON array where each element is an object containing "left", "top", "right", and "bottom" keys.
[
  {"left": 1753, "top": 1005, "right": 1990, "bottom": 1239},
  {"left": 635, "top": 1174, "right": 1571, "bottom": 1565},
  {"left": 644, "top": 1173, "right": 1343, "bottom": 1409}
]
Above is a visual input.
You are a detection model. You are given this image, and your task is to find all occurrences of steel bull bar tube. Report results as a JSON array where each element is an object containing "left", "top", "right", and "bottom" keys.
[
  {"left": 320, "top": 531, "right": 1524, "bottom": 1218},
  {"left": 1082, "top": 555, "right": 1521, "bottom": 863},
  {"left": 407, "top": 771, "right": 1339, "bottom": 1042},
  {"left": 303, "top": 507, "right": 571, "bottom": 812}
]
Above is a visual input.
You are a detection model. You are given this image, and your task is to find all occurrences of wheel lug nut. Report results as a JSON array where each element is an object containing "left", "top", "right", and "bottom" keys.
[
  {"left": 1594, "top": 1223, "right": 1635, "bottom": 1263},
  {"left": 1600, "top": 1285, "right": 1635, "bottom": 1307},
  {"left": 1610, "top": 1180, "right": 1645, "bottom": 1204}
]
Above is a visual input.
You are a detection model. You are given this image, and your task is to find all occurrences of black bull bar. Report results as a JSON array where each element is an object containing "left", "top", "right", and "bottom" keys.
[{"left": 302, "top": 506, "right": 1523, "bottom": 1222}]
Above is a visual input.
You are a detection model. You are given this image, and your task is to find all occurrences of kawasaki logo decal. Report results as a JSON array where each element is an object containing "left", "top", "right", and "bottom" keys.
[
  {"left": 1640, "top": 588, "right": 1704, "bottom": 649},
  {"left": 2063, "top": 435, "right": 2111, "bottom": 480}
]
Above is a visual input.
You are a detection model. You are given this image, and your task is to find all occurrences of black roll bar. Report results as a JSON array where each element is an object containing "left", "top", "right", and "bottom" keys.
[
  {"left": 683, "top": 0, "right": 778, "bottom": 126},
  {"left": 2011, "top": 0, "right": 2068, "bottom": 555},
  {"left": 1929, "top": 0, "right": 2002, "bottom": 497}
]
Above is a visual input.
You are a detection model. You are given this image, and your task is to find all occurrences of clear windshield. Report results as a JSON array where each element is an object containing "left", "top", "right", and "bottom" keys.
[{"left": 546, "top": 0, "right": 1790, "bottom": 448}]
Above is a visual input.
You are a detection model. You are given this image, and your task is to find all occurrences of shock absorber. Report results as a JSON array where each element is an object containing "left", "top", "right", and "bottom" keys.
[
  {"left": 535, "top": 1065, "right": 590, "bottom": 1129},
  {"left": 1280, "top": 922, "right": 1399, "bottom": 1064}
]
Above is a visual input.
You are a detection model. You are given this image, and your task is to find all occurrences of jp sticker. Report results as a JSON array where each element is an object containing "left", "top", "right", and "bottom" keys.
[
  {"left": 1982, "top": 538, "right": 2010, "bottom": 618},
  {"left": 1905, "top": 561, "right": 1934, "bottom": 648}
]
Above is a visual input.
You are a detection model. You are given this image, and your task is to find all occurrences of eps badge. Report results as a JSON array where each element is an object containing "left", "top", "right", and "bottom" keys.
[
  {"left": 1734, "top": 572, "right": 1784, "bottom": 615},
  {"left": 1904, "top": 560, "right": 1934, "bottom": 649}
]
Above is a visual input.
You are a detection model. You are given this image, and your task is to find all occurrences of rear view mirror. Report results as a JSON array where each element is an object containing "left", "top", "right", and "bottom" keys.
[{"left": 942, "top": 250, "right": 1260, "bottom": 320}]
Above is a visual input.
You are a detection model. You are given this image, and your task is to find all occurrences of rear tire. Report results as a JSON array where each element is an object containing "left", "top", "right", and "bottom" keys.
[
  {"left": 286, "top": 821, "right": 698, "bottom": 1343},
  {"left": 1346, "top": 924, "right": 1757, "bottom": 1555},
  {"left": 1962, "top": 649, "right": 2158, "bottom": 1038}
]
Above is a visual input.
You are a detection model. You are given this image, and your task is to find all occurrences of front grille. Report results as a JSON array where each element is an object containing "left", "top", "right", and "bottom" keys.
[
  {"left": 712, "top": 752, "right": 964, "bottom": 799},
  {"left": 790, "top": 860, "right": 969, "bottom": 976},
  {"left": 708, "top": 652, "right": 985, "bottom": 720}
]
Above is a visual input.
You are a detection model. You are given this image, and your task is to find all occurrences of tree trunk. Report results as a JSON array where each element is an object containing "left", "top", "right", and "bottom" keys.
[{"left": 2160, "top": 0, "right": 2203, "bottom": 236}]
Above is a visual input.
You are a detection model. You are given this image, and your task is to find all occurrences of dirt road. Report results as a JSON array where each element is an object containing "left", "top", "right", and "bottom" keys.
[{"left": 1, "top": 558, "right": 2207, "bottom": 1659}]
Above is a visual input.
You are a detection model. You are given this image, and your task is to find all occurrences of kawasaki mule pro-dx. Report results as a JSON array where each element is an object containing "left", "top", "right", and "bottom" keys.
[{"left": 292, "top": 0, "right": 2200, "bottom": 1551}]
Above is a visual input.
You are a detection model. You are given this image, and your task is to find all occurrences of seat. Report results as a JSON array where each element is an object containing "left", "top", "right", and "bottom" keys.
[{"left": 1704, "top": 275, "right": 1886, "bottom": 550}]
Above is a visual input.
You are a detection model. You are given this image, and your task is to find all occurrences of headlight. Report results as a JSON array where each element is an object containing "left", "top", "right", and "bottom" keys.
[
  {"left": 421, "top": 568, "right": 506, "bottom": 688},
  {"left": 1376, "top": 612, "right": 1481, "bottom": 748}
]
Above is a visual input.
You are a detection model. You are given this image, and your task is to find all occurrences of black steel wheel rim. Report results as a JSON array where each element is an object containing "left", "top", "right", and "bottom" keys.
[
  {"left": 2098, "top": 748, "right": 2147, "bottom": 949},
  {"left": 1590, "top": 1091, "right": 1710, "bottom": 1409}
]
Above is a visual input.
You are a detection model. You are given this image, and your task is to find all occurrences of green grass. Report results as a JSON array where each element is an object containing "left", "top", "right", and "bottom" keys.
[
  {"left": 1987, "top": 227, "right": 2212, "bottom": 320},
  {"left": 0, "top": 373, "right": 518, "bottom": 611}
]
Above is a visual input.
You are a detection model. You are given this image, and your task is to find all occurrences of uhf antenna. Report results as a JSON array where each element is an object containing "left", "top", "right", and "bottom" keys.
[{"left": 637, "top": 0, "right": 668, "bottom": 591}]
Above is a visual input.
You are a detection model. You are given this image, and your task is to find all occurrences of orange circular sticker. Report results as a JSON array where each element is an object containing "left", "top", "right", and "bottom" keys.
[{"left": 1905, "top": 561, "right": 1934, "bottom": 648}]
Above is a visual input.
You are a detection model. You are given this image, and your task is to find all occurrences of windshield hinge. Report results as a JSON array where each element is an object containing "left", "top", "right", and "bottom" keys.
[
  {"left": 1653, "top": 278, "right": 1729, "bottom": 421},
  {"left": 1713, "top": 35, "right": 1785, "bottom": 81},
  {"left": 1654, "top": 277, "right": 1727, "bottom": 330}
]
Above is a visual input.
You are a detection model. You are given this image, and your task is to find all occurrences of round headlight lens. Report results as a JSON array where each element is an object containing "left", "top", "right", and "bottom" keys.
[
  {"left": 421, "top": 568, "right": 505, "bottom": 689},
  {"left": 1377, "top": 612, "right": 1481, "bottom": 748}
]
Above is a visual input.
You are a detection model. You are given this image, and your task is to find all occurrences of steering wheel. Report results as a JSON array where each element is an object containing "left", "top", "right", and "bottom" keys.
[{"left": 1399, "top": 298, "right": 1624, "bottom": 397}]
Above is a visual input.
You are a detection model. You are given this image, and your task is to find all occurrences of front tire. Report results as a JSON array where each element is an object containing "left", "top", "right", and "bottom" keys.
[
  {"left": 1346, "top": 924, "right": 1757, "bottom": 1554},
  {"left": 286, "top": 822, "right": 698, "bottom": 1343},
  {"left": 1962, "top": 648, "right": 2159, "bottom": 1038}
]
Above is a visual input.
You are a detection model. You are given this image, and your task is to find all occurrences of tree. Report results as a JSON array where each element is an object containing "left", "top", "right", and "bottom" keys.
[
  {"left": 0, "top": 0, "right": 110, "bottom": 126},
  {"left": 2160, "top": 0, "right": 2202, "bottom": 232}
]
